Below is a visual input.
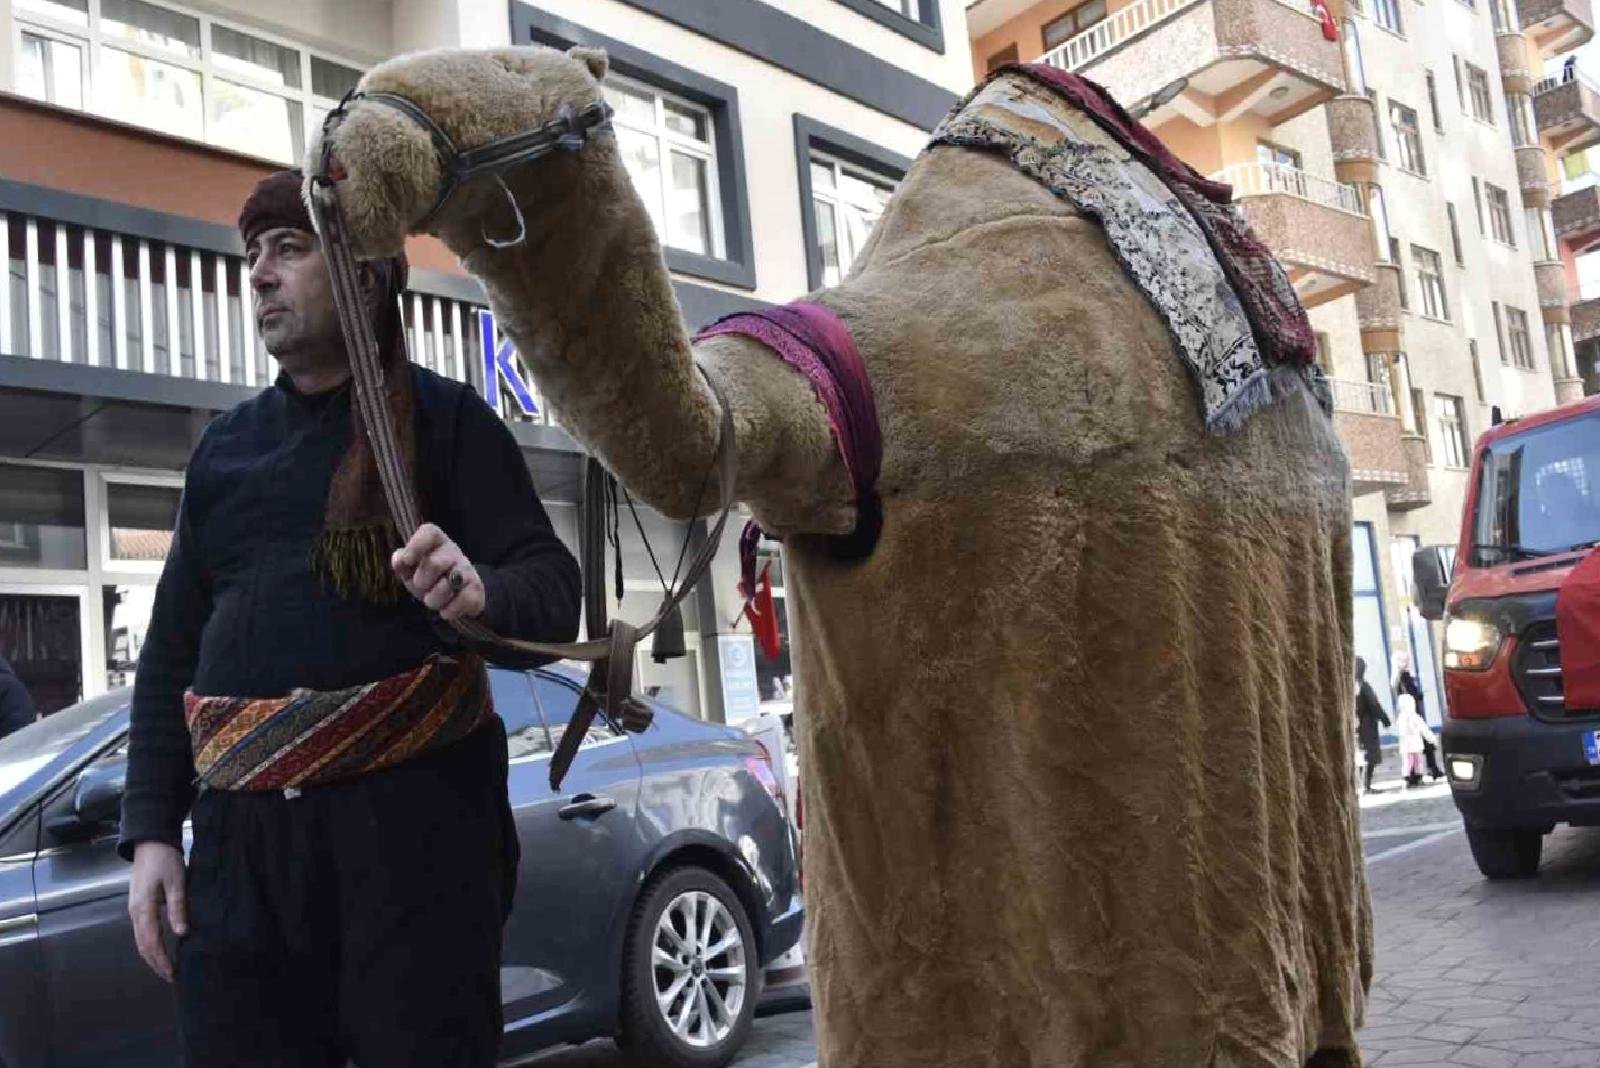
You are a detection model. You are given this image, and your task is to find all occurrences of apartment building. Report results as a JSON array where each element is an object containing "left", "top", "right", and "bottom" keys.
[
  {"left": 969, "top": 0, "right": 1590, "bottom": 717},
  {"left": 0, "top": 0, "right": 969, "bottom": 722}
]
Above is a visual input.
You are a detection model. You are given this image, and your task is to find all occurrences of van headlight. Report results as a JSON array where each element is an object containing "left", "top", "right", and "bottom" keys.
[{"left": 1444, "top": 615, "right": 1504, "bottom": 671}]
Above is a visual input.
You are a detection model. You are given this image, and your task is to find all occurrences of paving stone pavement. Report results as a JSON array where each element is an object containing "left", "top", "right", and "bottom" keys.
[
  {"left": 1361, "top": 817, "right": 1600, "bottom": 1066},
  {"left": 512, "top": 1007, "right": 816, "bottom": 1067}
]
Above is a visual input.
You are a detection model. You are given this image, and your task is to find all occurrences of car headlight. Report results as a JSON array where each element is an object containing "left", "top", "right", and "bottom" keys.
[{"left": 1444, "top": 615, "right": 1504, "bottom": 671}]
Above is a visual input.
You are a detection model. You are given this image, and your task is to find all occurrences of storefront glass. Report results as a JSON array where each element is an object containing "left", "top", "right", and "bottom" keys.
[
  {"left": 0, "top": 592, "right": 83, "bottom": 715},
  {"left": 0, "top": 464, "right": 87, "bottom": 570},
  {"left": 106, "top": 481, "right": 180, "bottom": 563}
]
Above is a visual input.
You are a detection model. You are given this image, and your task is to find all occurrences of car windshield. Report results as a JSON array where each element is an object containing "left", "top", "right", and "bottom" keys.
[
  {"left": 1472, "top": 411, "right": 1600, "bottom": 564},
  {"left": 0, "top": 690, "right": 127, "bottom": 823}
]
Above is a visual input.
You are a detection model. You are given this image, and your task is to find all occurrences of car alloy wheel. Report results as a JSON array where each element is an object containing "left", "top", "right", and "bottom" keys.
[{"left": 652, "top": 889, "right": 748, "bottom": 1047}]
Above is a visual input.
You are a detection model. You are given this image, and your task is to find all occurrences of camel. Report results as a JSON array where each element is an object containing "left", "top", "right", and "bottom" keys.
[{"left": 310, "top": 45, "right": 1371, "bottom": 1067}]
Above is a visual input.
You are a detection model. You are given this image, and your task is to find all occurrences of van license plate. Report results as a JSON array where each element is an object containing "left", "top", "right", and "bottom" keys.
[{"left": 1586, "top": 732, "right": 1600, "bottom": 766}]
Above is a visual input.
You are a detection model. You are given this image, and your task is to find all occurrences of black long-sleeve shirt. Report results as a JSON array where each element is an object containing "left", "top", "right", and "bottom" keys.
[{"left": 118, "top": 366, "right": 581, "bottom": 860}]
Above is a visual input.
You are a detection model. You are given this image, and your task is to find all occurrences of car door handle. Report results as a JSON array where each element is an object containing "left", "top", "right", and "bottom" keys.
[{"left": 558, "top": 794, "right": 617, "bottom": 820}]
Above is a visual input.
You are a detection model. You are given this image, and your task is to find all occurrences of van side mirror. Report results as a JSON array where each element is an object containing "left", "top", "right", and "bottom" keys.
[
  {"left": 45, "top": 758, "right": 126, "bottom": 843},
  {"left": 1412, "top": 547, "right": 1451, "bottom": 621}
]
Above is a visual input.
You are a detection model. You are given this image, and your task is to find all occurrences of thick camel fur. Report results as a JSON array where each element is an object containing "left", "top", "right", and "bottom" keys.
[{"left": 311, "top": 45, "right": 1371, "bottom": 1067}]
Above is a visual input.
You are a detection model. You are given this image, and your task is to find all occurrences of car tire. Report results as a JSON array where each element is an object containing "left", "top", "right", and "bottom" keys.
[
  {"left": 1466, "top": 825, "right": 1543, "bottom": 880},
  {"left": 618, "top": 865, "right": 761, "bottom": 1068}
]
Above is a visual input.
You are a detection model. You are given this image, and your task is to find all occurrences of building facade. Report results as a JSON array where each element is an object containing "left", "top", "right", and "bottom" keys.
[
  {"left": 0, "top": 0, "right": 970, "bottom": 722},
  {"left": 969, "top": 0, "right": 1591, "bottom": 719}
]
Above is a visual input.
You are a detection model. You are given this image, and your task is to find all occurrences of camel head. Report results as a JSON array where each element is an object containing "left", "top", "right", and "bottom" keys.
[{"left": 306, "top": 45, "right": 613, "bottom": 259}]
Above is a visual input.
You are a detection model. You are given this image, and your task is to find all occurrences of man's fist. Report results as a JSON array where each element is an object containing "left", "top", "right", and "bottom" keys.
[
  {"left": 129, "top": 841, "right": 187, "bottom": 982},
  {"left": 392, "top": 523, "right": 486, "bottom": 622}
]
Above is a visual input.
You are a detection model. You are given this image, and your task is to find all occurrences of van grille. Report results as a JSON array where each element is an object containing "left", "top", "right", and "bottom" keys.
[{"left": 1512, "top": 621, "right": 1596, "bottom": 718}]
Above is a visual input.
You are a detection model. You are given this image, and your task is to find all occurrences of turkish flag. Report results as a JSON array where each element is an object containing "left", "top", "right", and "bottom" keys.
[
  {"left": 1311, "top": 0, "right": 1338, "bottom": 40},
  {"left": 743, "top": 562, "right": 782, "bottom": 662},
  {"left": 1558, "top": 548, "right": 1600, "bottom": 711}
]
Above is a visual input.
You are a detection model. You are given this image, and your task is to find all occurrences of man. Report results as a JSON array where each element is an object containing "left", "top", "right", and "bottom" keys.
[
  {"left": 119, "top": 169, "right": 580, "bottom": 1068},
  {"left": 0, "top": 653, "right": 37, "bottom": 739}
]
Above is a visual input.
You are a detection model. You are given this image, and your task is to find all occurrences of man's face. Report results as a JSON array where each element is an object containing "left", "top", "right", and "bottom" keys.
[{"left": 246, "top": 227, "right": 343, "bottom": 373}]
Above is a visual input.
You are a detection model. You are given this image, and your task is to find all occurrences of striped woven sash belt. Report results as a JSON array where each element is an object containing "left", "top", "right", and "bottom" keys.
[{"left": 184, "top": 652, "right": 493, "bottom": 792}]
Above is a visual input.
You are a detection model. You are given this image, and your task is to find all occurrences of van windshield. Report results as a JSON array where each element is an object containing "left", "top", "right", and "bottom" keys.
[{"left": 1472, "top": 411, "right": 1600, "bottom": 565}]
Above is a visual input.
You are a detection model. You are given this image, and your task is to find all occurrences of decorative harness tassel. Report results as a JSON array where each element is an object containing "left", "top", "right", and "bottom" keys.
[{"left": 309, "top": 88, "right": 740, "bottom": 790}]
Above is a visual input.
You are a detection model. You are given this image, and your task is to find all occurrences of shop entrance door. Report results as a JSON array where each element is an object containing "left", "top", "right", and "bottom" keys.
[{"left": 0, "top": 588, "right": 87, "bottom": 717}]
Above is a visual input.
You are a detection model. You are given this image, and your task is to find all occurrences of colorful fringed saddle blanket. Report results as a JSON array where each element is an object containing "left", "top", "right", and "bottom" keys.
[
  {"left": 932, "top": 66, "right": 1331, "bottom": 433},
  {"left": 185, "top": 652, "right": 492, "bottom": 792}
]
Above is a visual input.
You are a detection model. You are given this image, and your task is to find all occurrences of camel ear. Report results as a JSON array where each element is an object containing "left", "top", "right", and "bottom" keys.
[{"left": 568, "top": 46, "right": 609, "bottom": 81}]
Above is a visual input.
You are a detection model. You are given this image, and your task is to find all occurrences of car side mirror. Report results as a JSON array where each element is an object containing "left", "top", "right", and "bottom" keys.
[
  {"left": 1412, "top": 546, "right": 1451, "bottom": 622},
  {"left": 46, "top": 758, "right": 126, "bottom": 843}
]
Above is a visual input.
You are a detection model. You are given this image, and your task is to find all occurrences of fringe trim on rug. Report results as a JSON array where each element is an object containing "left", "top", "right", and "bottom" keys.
[{"left": 311, "top": 524, "right": 406, "bottom": 605}]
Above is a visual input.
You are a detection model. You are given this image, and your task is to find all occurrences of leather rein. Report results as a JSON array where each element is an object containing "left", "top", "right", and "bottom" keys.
[{"left": 308, "top": 89, "right": 740, "bottom": 789}]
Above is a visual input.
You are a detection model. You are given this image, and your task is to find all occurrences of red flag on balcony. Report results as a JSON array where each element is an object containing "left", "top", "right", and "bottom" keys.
[
  {"left": 1311, "top": 0, "right": 1339, "bottom": 40},
  {"left": 741, "top": 562, "right": 782, "bottom": 662}
]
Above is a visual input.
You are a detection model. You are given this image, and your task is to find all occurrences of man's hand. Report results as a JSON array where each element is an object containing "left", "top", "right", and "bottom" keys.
[
  {"left": 392, "top": 523, "right": 486, "bottom": 622},
  {"left": 129, "top": 841, "right": 187, "bottom": 982}
]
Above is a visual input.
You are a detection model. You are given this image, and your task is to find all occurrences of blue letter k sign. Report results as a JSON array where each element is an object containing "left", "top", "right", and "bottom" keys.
[{"left": 478, "top": 310, "right": 540, "bottom": 417}]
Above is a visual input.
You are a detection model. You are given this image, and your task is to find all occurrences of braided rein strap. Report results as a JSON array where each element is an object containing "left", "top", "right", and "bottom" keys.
[{"left": 306, "top": 180, "right": 738, "bottom": 789}]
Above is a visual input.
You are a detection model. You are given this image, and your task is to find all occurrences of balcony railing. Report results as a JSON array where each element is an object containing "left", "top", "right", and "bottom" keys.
[
  {"left": 1328, "top": 376, "right": 1395, "bottom": 415},
  {"left": 1039, "top": 0, "right": 1206, "bottom": 70},
  {"left": 0, "top": 208, "right": 550, "bottom": 426},
  {"left": 1535, "top": 68, "right": 1600, "bottom": 95},
  {"left": 1215, "top": 162, "right": 1366, "bottom": 215}
]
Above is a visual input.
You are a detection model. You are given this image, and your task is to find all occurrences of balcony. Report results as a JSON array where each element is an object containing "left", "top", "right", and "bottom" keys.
[
  {"left": 1516, "top": 145, "right": 1553, "bottom": 207},
  {"left": 1520, "top": 0, "right": 1595, "bottom": 55},
  {"left": 1535, "top": 261, "right": 1572, "bottom": 323},
  {"left": 1217, "top": 162, "right": 1372, "bottom": 307},
  {"left": 1327, "top": 378, "right": 1409, "bottom": 494},
  {"left": 1328, "top": 95, "right": 1380, "bottom": 186},
  {"left": 1039, "top": 0, "right": 1344, "bottom": 129},
  {"left": 1497, "top": 32, "right": 1535, "bottom": 95},
  {"left": 1553, "top": 183, "right": 1600, "bottom": 253},
  {"left": 1534, "top": 73, "right": 1600, "bottom": 155},
  {"left": 1385, "top": 435, "right": 1434, "bottom": 512},
  {"left": 1356, "top": 262, "right": 1405, "bottom": 353}
]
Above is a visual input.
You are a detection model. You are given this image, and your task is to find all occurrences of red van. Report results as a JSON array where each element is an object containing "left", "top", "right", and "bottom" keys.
[{"left": 1413, "top": 395, "right": 1600, "bottom": 879}]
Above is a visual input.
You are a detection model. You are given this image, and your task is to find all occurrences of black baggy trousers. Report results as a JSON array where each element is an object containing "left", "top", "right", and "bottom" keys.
[{"left": 177, "top": 721, "right": 519, "bottom": 1068}]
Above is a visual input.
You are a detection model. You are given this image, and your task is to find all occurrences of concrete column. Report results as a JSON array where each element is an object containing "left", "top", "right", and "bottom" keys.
[
  {"left": 0, "top": 0, "right": 17, "bottom": 94},
  {"left": 1390, "top": 353, "right": 1418, "bottom": 434}
]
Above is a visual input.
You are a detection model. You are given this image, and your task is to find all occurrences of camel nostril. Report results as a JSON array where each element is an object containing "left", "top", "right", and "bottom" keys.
[{"left": 326, "top": 153, "right": 348, "bottom": 182}]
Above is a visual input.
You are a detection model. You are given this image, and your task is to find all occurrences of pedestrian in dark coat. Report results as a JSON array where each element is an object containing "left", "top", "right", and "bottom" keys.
[
  {"left": 1393, "top": 651, "right": 1444, "bottom": 780},
  {"left": 0, "top": 655, "right": 37, "bottom": 740},
  {"left": 1356, "top": 656, "right": 1390, "bottom": 794}
]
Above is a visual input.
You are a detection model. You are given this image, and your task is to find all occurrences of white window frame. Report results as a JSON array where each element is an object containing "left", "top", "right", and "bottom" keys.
[
  {"left": 1433, "top": 394, "right": 1469, "bottom": 468},
  {"left": 1506, "top": 305, "right": 1535, "bottom": 369},
  {"left": 605, "top": 73, "right": 726, "bottom": 261},
  {"left": 97, "top": 472, "right": 182, "bottom": 577},
  {"left": 1486, "top": 183, "right": 1517, "bottom": 246},
  {"left": 871, "top": 0, "right": 920, "bottom": 17},
  {"left": 14, "top": 20, "right": 90, "bottom": 108},
  {"left": 1412, "top": 245, "right": 1449, "bottom": 320},
  {"left": 1374, "top": 0, "right": 1404, "bottom": 34},
  {"left": 809, "top": 150, "right": 897, "bottom": 287},
  {"left": 1390, "top": 101, "right": 1426, "bottom": 175},
  {"left": 11, "top": 0, "right": 364, "bottom": 166},
  {"left": 1466, "top": 63, "right": 1495, "bottom": 124}
]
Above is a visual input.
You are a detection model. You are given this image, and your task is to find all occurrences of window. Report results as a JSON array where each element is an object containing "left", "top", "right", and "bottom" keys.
[
  {"left": 1391, "top": 101, "right": 1426, "bottom": 174},
  {"left": 1413, "top": 245, "right": 1449, "bottom": 319},
  {"left": 1314, "top": 331, "right": 1332, "bottom": 369},
  {"left": 606, "top": 78, "right": 722, "bottom": 260},
  {"left": 1472, "top": 177, "right": 1486, "bottom": 234},
  {"left": 1366, "top": 88, "right": 1387, "bottom": 160},
  {"left": 1453, "top": 55, "right": 1466, "bottom": 110},
  {"left": 1506, "top": 305, "right": 1535, "bottom": 369},
  {"left": 1374, "top": 0, "right": 1404, "bottom": 33},
  {"left": 871, "top": 0, "right": 919, "bottom": 15},
  {"left": 1491, "top": 0, "right": 1515, "bottom": 30},
  {"left": 105, "top": 481, "right": 179, "bottom": 563},
  {"left": 0, "top": 464, "right": 86, "bottom": 569},
  {"left": 810, "top": 155, "right": 895, "bottom": 287},
  {"left": 1508, "top": 92, "right": 1535, "bottom": 146},
  {"left": 490, "top": 669, "right": 546, "bottom": 754},
  {"left": 1257, "top": 141, "right": 1302, "bottom": 169},
  {"left": 1486, "top": 183, "right": 1516, "bottom": 245},
  {"left": 1395, "top": 242, "right": 1410, "bottom": 309},
  {"left": 1412, "top": 388, "right": 1431, "bottom": 460},
  {"left": 1447, "top": 203, "right": 1465, "bottom": 265},
  {"left": 1426, "top": 70, "right": 1444, "bottom": 132},
  {"left": 1042, "top": 0, "right": 1107, "bottom": 49},
  {"left": 1528, "top": 207, "right": 1555, "bottom": 260},
  {"left": 1492, "top": 301, "right": 1507, "bottom": 363},
  {"left": 1434, "top": 395, "right": 1470, "bottom": 468},
  {"left": 1469, "top": 338, "right": 1487, "bottom": 401},
  {"left": 1343, "top": 19, "right": 1368, "bottom": 94},
  {"left": 12, "top": 0, "right": 360, "bottom": 165},
  {"left": 533, "top": 674, "right": 622, "bottom": 750},
  {"left": 797, "top": 117, "right": 909, "bottom": 291},
  {"left": 985, "top": 43, "right": 1019, "bottom": 73},
  {"left": 1467, "top": 63, "right": 1494, "bottom": 123}
]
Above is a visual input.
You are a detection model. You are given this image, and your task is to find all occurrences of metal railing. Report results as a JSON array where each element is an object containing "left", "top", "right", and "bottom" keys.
[
  {"left": 1038, "top": 0, "right": 1205, "bottom": 71},
  {"left": 1534, "top": 68, "right": 1600, "bottom": 95},
  {"left": 0, "top": 209, "right": 550, "bottom": 425},
  {"left": 1214, "top": 162, "right": 1367, "bottom": 215},
  {"left": 1327, "top": 376, "right": 1395, "bottom": 415}
]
